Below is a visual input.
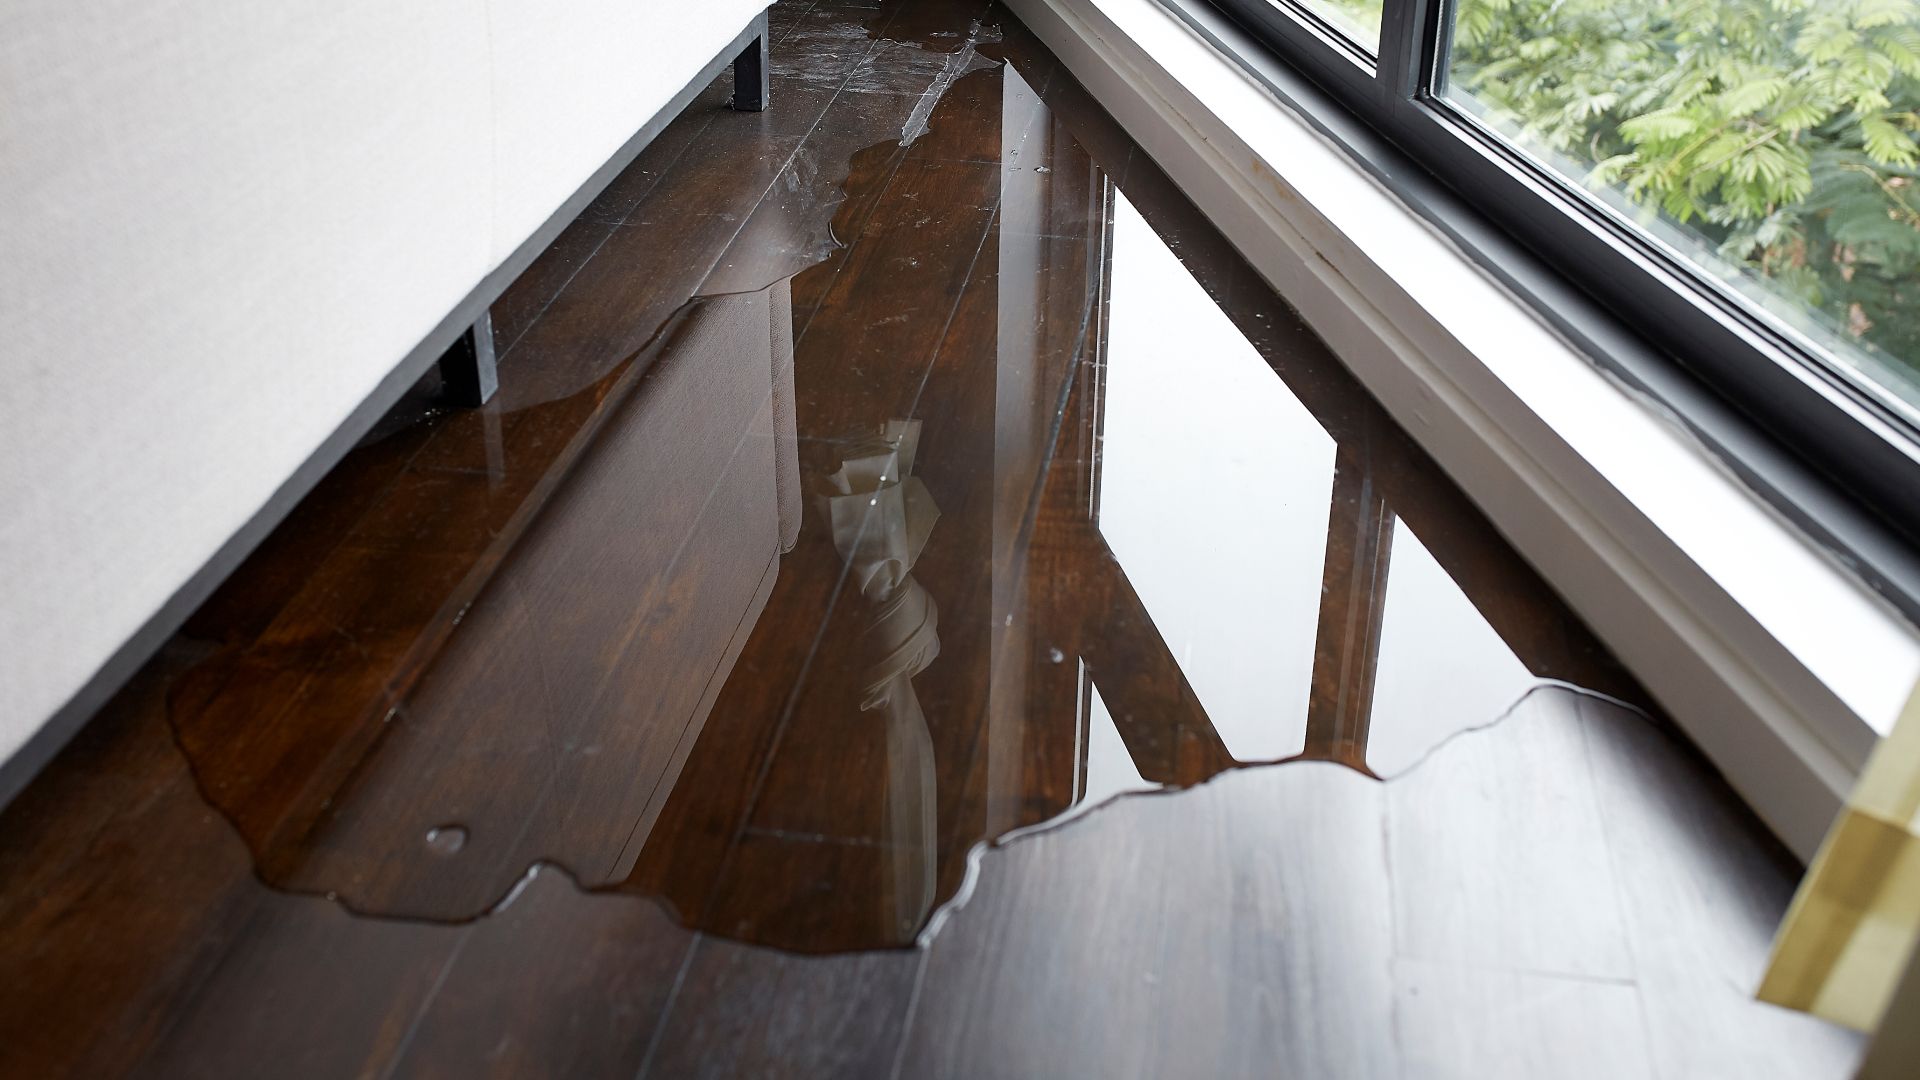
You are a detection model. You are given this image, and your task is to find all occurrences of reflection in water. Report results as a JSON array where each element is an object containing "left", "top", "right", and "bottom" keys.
[
  {"left": 145, "top": 27, "right": 1647, "bottom": 954},
  {"left": 1063, "top": 195, "right": 1562, "bottom": 790},
  {"left": 1370, "top": 522, "right": 1538, "bottom": 775},
  {"left": 1098, "top": 197, "right": 1333, "bottom": 765},
  {"left": 1081, "top": 678, "right": 1150, "bottom": 811},
  {"left": 167, "top": 282, "right": 802, "bottom": 920},
  {"left": 817, "top": 420, "right": 943, "bottom": 938}
]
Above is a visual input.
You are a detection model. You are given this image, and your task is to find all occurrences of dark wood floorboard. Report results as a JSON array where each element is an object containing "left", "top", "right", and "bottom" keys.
[
  {"left": 639, "top": 936, "right": 923, "bottom": 1080},
  {"left": 384, "top": 871, "right": 690, "bottom": 1079}
]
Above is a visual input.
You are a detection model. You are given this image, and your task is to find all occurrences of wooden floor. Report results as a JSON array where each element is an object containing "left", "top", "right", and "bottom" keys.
[{"left": 0, "top": 0, "right": 1865, "bottom": 1075}]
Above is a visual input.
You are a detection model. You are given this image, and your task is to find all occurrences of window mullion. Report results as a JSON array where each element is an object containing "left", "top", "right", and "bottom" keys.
[{"left": 1373, "top": 0, "right": 1427, "bottom": 108}]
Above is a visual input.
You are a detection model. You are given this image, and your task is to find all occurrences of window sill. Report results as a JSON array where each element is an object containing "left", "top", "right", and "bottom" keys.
[{"left": 1004, "top": 0, "right": 1920, "bottom": 858}]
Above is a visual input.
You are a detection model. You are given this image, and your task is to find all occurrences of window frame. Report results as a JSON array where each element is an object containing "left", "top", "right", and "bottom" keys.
[{"left": 1192, "top": 0, "right": 1920, "bottom": 622}]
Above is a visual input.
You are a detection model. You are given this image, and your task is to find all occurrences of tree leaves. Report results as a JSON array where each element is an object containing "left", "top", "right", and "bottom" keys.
[
  {"left": 1619, "top": 110, "right": 1699, "bottom": 140},
  {"left": 1862, "top": 114, "right": 1920, "bottom": 163},
  {"left": 1728, "top": 76, "right": 1793, "bottom": 115},
  {"left": 1410, "top": 0, "right": 1920, "bottom": 367}
]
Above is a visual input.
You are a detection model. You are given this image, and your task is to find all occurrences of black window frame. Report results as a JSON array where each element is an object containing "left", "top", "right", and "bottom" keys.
[{"left": 1168, "top": 0, "right": 1920, "bottom": 625}]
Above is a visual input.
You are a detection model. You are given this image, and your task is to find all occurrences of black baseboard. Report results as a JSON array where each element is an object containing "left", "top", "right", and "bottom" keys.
[{"left": 0, "top": 10, "right": 772, "bottom": 811}]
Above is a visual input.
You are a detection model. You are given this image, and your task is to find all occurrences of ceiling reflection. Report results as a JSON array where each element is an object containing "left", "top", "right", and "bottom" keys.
[{"left": 157, "top": 50, "right": 1646, "bottom": 954}]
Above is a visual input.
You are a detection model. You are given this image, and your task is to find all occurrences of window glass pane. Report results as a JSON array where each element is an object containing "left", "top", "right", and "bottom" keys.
[
  {"left": 1444, "top": 0, "right": 1920, "bottom": 418},
  {"left": 1293, "top": 0, "right": 1383, "bottom": 53}
]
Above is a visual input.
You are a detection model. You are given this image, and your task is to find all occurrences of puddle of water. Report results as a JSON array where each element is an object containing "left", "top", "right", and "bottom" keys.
[{"left": 154, "top": 4, "right": 1649, "bottom": 954}]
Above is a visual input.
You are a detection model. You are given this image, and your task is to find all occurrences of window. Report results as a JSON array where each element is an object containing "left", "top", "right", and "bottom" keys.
[
  {"left": 1202, "top": 0, "right": 1920, "bottom": 587},
  {"left": 1298, "top": 0, "right": 1382, "bottom": 53},
  {"left": 1443, "top": 0, "right": 1920, "bottom": 418}
]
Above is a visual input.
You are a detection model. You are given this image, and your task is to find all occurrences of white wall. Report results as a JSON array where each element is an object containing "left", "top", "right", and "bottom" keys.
[{"left": 0, "top": 0, "right": 767, "bottom": 768}]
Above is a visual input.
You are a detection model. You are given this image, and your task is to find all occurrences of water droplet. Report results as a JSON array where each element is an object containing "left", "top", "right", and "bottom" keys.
[
  {"left": 425, "top": 825, "right": 468, "bottom": 855},
  {"left": 1047, "top": 647, "right": 1065, "bottom": 663}
]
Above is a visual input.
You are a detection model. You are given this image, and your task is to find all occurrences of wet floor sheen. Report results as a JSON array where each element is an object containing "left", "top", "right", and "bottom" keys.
[
  {"left": 158, "top": 25, "right": 1633, "bottom": 954},
  {"left": 0, "top": 1, "right": 1864, "bottom": 1075}
]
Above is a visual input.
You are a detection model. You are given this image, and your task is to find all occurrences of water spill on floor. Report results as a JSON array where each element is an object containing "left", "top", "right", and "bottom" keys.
[
  {"left": 153, "top": 3, "right": 1645, "bottom": 953},
  {"left": 0, "top": 5, "right": 1863, "bottom": 1075}
]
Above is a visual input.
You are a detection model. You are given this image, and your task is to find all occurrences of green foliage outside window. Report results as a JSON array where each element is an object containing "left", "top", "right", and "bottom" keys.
[
  {"left": 1301, "top": 0, "right": 1384, "bottom": 44},
  {"left": 1319, "top": 0, "right": 1920, "bottom": 385}
]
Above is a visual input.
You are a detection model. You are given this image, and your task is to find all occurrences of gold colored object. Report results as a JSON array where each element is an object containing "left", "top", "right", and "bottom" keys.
[{"left": 1761, "top": 682, "right": 1920, "bottom": 1032}]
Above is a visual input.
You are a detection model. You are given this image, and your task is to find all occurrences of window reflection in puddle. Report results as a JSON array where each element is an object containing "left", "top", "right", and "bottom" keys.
[
  {"left": 1098, "top": 194, "right": 1335, "bottom": 765},
  {"left": 154, "top": 58, "right": 1640, "bottom": 956}
]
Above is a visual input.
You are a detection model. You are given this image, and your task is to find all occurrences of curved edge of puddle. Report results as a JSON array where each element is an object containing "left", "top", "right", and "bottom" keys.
[
  {"left": 913, "top": 679, "right": 1657, "bottom": 949},
  {"left": 144, "top": 13, "right": 1670, "bottom": 957},
  {"left": 161, "top": 30, "right": 1019, "bottom": 941},
  {"left": 196, "top": 676, "right": 1659, "bottom": 963}
]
